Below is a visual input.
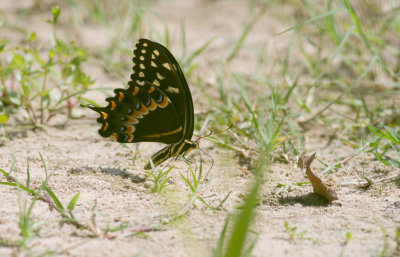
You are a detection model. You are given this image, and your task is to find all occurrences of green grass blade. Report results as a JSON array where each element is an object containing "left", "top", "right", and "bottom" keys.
[
  {"left": 325, "top": 0, "right": 340, "bottom": 45},
  {"left": 223, "top": 180, "right": 260, "bottom": 257},
  {"left": 226, "top": 6, "right": 266, "bottom": 62},
  {"left": 276, "top": 7, "right": 346, "bottom": 36},
  {"left": 384, "top": 156, "right": 400, "bottom": 168},
  {"left": 179, "top": 172, "right": 195, "bottom": 192},
  {"left": 0, "top": 182, "right": 35, "bottom": 195},
  {"left": 45, "top": 186, "right": 64, "bottom": 211},
  {"left": 67, "top": 192, "right": 80, "bottom": 211},
  {"left": 0, "top": 168, "right": 9, "bottom": 177},
  {"left": 8, "top": 159, "right": 15, "bottom": 177},
  {"left": 242, "top": 235, "right": 259, "bottom": 257},
  {"left": 214, "top": 218, "right": 230, "bottom": 257},
  {"left": 364, "top": 122, "right": 386, "bottom": 138},
  {"left": 184, "top": 37, "right": 216, "bottom": 67},
  {"left": 343, "top": 0, "right": 373, "bottom": 53},
  {"left": 39, "top": 152, "right": 48, "bottom": 179},
  {"left": 383, "top": 126, "right": 400, "bottom": 145}
]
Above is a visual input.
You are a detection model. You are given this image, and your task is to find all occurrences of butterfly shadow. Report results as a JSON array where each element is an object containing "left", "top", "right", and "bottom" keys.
[
  {"left": 69, "top": 166, "right": 145, "bottom": 183},
  {"left": 278, "top": 193, "right": 330, "bottom": 207}
]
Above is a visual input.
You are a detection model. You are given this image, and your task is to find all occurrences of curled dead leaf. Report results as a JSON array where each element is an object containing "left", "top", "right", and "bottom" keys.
[{"left": 298, "top": 152, "right": 338, "bottom": 202}]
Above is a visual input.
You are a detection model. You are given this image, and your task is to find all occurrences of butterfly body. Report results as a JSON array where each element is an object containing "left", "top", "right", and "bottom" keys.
[{"left": 87, "top": 39, "right": 196, "bottom": 169}]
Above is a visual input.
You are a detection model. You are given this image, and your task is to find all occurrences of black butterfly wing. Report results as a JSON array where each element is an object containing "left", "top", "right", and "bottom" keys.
[
  {"left": 131, "top": 39, "right": 194, "bottom": 142},
  {"left": 87, "top": 81, "right": 182, "bottom": 144},
  {"left": 88, "top": 39, "right": 194, "bottom": 149}
]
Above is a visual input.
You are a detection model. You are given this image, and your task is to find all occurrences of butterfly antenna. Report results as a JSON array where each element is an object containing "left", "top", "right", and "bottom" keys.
[
  {"left": 193, "top": 125, "right": 233, "bottom": 182},
  {"left": 199, "top": 146, "right": 214, "bottom": 183},
  {"left": 195, "top": 130, "right": 213, "bottom": 142}
]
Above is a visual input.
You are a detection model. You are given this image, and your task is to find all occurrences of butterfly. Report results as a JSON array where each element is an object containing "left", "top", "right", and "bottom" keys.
[{"left": 85, "top": 39, "right": 198, "bottom": 169}]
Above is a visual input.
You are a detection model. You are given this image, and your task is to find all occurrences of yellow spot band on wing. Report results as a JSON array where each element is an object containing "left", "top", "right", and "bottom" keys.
[
  {"left": 119, "top": 92, "right": 124, "bottom": 102},
  {"left": 103, "top": 122, "right": 109, "bottom": 131},
  {"left": 139, "top": 104, "right": 149, "bottom": 115},
  {"left": 126, "top": 125, "right": 135, "bottom": 133},
  {"left": 162, "top": 63, "right": 171, "bottom": 70},
  {"left": 111, "top": 101, "right": 116, "bottom": 110},
  {"left": 112, "top": 133, "right": 118, "bottom": 141},
  {"left": 144, "top": 127, "right": 182, "bottom": 138},
  {"left": 127, "top": 134, "right": 134, "bottom": 142},
  {"left": 132, "top": 87, "right": 139, "bottom": 96},
  {"left": 148, "top": 99, "right": 157, "bottom": 111},
  {"left": 128, "top": 117, "right": 138, "bottom": 124},
  {"left": 153, "top": 79, "right": 160, "bottom": 86},
  {"left": 136, "top": 80, "right": 145, "bottom": 86},
  {"left": 158, "top": 96, "right": 169, "bottom": 108}
]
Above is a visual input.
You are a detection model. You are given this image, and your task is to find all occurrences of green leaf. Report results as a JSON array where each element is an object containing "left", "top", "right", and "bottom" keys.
[
  {"left": 0, "top": 115, "right": 8, "bottom": 124},
  {"left": 184, "top": 37, "right": 216, "bottom": 67},
  {"left": 28, "top": 32, "right": 36, "bottom": 43},
  {"left": 343, "top": 0, "right": 373, "bottom": 53},
  {"left": 0, "top": 168, "right": 9, "bottom": 177},
  {"left": 45, "top": 186, "right": 64, "bottom": 211},
  {"left": 384, "top": 126, "right": 400, "bottom": 145},
  {"left": 384, "top": 156, "right": 400, "bottom": 168},
  {"left": 214, "top": 218, "right": 229, "bottom": 257},
  {"left": 276, "top": 7, "right": 346, "bottom": 36},
  {"left": 52, "top": 6, "right": 61, "bottom": 24},
  {"left": 223, "top": 179, "right": 260, "bottom": 257},
  {"left": 48, "top": 48, "right": 55, "bottom": 59},
  {"left": 0, "top": 40, "right": 8, "bottom": 52},
  {"left": 179, "top": 172, "right": 195, "bottom": 192},
  {"left": 67, "top": 192, "right": 80, "bottom": 211},
  {"left": 0, "top": 182, "right": 35, "bottom": 195},
  {"left": 11, "top": 54, "right": 25, "bottom": 68}
]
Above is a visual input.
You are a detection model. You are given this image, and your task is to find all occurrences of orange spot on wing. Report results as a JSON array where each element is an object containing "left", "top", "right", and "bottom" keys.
[
  {"left": 139, "top": 104, "right": 149, "bottom": 115},
  {"left": 148, "top": 99, "right": 157, "bottom": 111},
  {"left": 127, "top": 134, "right": 134, "bottom": 142},
  {"left": 148, "top": 86, "right": 155, "bottom": 94},
  {"left": 103, "top": 122, "right": 109, "bottom": 131},
  {"left": 128, "top": 117, "right": 138, "bottom": 124},
  {"left": 126, "top": 125, "right": 135, "bottom": 133},
  {"left": 119, "top": 92, "right": 125, "bottom": 102},
  {"left": 132, "top": 87, "right": 139, "bottom": 96},
  {"left": 158, "top": 96, "right": 169, "bottom": 108},
  {"left": 112, "top": 133, "right": 119, "bottom": 141},
  {"left": 111, "top": 101, "right": 116, "bottom": 110},
  {"left": 101, "top": 112, "right": 108, "bottom": 119},
  {"left": 132, "top": 111, "right": 142, "bottom": 119}
]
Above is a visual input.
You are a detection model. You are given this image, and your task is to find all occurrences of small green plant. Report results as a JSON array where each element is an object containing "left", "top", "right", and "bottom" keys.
[
  {"left": 179, "top": 159, "right": 213, "bottom": 211},
  {"left": 283, "top": 221, "right": 307, "bottom": 240},
  {"left": 145, "top": 160, "right": 173, "bottom": 193},
  {"left": 0, "top": 6, "right": 93, "bottom": 126},
  {"left": 18, "top": 194, "right": 43, "bottom": 249},
  {"left": 338, "top": 232, "right": 352, "bottom": 257},
  {"left": 365, "top": 122, "right": 400, "bottom": 168},
  {"left": 0, "top": 153, "right": 85, "bottom": 247}
]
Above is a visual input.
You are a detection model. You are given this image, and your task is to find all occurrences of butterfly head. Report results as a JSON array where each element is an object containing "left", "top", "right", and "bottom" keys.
[{"left": 185, "top": 139, "right": 199, "bottom": 153}]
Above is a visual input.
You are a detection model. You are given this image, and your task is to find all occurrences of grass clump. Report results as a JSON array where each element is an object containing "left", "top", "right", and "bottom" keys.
[{"left": 0, "top": 6, "right": 93, "bottom": 127}]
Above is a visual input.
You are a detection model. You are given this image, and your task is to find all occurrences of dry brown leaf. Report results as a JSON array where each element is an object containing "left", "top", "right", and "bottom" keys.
[{"left": 298, "top": 152, "right": 338, "bottom": 202}]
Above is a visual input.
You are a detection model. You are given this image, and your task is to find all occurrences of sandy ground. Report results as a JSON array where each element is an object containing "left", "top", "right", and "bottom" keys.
[{"left": 0, "top": 0, "right": 399, "bottom": 256}]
